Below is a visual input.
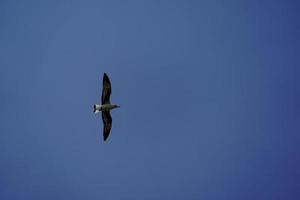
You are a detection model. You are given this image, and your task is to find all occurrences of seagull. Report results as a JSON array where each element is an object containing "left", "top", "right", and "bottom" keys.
[{"left": 94, "top": 73, "right": 120, "bottom": 141}]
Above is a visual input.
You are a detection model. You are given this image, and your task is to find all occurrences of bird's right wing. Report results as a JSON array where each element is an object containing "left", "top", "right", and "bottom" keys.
[
  {"left": 102, "top": 111, "right": 112, "bottom": 141},
  {"left": 101, "top": 73, "right": 111, "bottom": 104}
]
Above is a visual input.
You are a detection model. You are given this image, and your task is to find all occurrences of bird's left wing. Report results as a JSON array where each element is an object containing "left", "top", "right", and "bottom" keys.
[
  {"left": 102, "top": 111, "right": 112, "bottom": 141},
  {"left": 102, "top": 73, "right": 111, "bottom": 104}
]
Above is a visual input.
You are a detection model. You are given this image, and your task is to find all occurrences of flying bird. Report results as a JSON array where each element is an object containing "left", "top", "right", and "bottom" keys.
[{"left": 94, "top": 73, "right": 120, "bottom": 141}]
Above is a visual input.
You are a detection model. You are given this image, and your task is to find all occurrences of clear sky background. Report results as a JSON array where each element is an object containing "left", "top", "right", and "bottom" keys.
[{"left": 0, "top": 0, "right": 299, "bottom": 199}]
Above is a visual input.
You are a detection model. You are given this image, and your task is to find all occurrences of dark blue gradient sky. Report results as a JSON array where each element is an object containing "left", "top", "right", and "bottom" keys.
[{"left": 0, "top": 1, "right": 299, "bottom": 199}]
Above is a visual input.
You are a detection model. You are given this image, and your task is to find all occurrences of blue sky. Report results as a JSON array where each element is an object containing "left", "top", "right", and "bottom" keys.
[{"left": 0, "top": 0, "right": 299, "bottom": 199}]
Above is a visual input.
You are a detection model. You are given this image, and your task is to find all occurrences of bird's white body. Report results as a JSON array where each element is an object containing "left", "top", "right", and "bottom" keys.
[{"left": 94, "top": 104, "right": 119, "bottom": 113}]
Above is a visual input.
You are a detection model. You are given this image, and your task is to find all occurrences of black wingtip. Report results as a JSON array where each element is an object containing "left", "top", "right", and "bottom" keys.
[
  {"left": 103, "top": 73, "right": 110, "bottom": 82},
  {"left": 103, "top": 135, "right": 108, "bottom": 141}
]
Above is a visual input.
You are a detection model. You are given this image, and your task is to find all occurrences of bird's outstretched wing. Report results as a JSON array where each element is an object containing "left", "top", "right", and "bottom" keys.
[
  {"left": 102, "top": 111, "right": 112, "bottom": 141},
  {"left": 101, "top": 73, "right": 111, "bottom": 104}
]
